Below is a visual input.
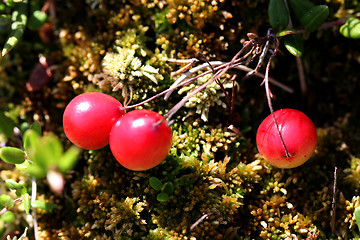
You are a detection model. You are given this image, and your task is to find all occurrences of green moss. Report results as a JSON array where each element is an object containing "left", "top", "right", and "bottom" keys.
[{"left": 2, "top": 0, "right": 360, "bottom": 239}]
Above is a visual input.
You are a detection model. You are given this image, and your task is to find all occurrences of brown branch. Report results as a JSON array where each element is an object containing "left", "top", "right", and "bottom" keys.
[
  {"left": 190, "top": 213, "right": 214, "bottom": 231},
  {"left": 331, "top": 166, "right": 338, "bottom": 233}
]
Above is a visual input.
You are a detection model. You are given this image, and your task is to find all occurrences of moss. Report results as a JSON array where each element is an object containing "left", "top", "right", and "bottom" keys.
[
  {"left": 172, "top": 121, "right": 245, "bottom": 163},
  {"left": 1, "top": 0, "right": 360, "bottom": 239},
  {"left": 94, "top": 46, "right": 162, "bottom": 105},
  {"left": 177, "top": 72, "right": 233, "bottom": 122},
  {"left": 344, "top": 157, "right": 360, "bottom": 191}
]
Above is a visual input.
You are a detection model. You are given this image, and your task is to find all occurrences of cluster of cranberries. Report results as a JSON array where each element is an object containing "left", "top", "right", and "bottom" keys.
[
  {"left": 63, "top": 93, "right": 317, "bottom": 170},
  {"left": 63, "top": 92, "right": 173, "bottom": 171}
]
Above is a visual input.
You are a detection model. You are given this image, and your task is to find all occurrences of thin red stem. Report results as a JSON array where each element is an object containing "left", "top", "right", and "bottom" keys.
[{"left": 263, "top": 44, "right": 291, "bottom": 158}]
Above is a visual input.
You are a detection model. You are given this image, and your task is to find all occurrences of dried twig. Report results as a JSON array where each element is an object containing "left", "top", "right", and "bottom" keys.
[
  {"left": 124, "top": 30, "right": 293, "bottom": 140},
  {"left": 168, "top": 58, "right": 199, "bottom": 77},
  {"left": 163, "top": 41, "right": 256, "bottom": 100},
  {"left": 190, "top": 212, "right": 214, "bottom": 231},
  {"left": 0, "top": 196, "right": 30, "bottom": 215},
  {"left": 331, "top": 166, "right": 338, "bottom": 233},
  {"left": 164, "top": 59, "right": 293, "bottom": 100}
]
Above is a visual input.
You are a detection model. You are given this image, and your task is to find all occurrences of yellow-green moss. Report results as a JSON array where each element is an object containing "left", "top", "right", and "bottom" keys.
[{"left": 1, "top": 0, "right": 360, "bottom": 239}]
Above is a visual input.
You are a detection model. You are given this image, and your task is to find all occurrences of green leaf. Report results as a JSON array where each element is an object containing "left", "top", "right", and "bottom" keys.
[
  {"left": 276, "top": 29, "right": 298, "bottom": 37},
  {"left": 0, "top": 194, "right": 14, "bottom": 209},
  {"left": 28, "top": 10, "right": 47, "bottom": 30},
  {"left": 288, "top": 0, "right": 329, "bottom": 32},
  {"left": 4, "top": 0, "right": 16, "bottom": 7},
  {"left": 288, "top": 0, "right": 315, "bottom": 18},
  {"left": 18, "top": 185, "right": 27, "bottom": 197},
  {"left": 301, "top": 5, "right": 329, "bottom": 32},
  {"left": 355, "top": 206, "right": 360, "bottom": 232},
  {"left": 340, "top": 18, "right": 360, "bottom": 39},
  {"left": 19, "top": 122, "right": 30, "bottom": 133},
  {"left": 0, "top": 225, "right": 5, "bottom": 239},
  {"left": 157, "top": 192, "right": 169, "bottom": 202},
  {"left": 0, "top": 3, "right": 7, "bottom": 11},
  {"left": 15, "top": 160, "right": 30, "bottom": 171},
  {"left": 5, "top": 179, "right": 27, "bottom": 197},
  {"left": 23, "top": 129, "right": 40, "bottom": 151},
  {"left": 268, "top": 0, "right": 289, "bottom": 29},
  {"left": 30, "top": 121, "right": 41, "bottom": 136},
  {"left": 27, "top": 134, "right": 63, "bottom": 170},
  {"left": 6, "top": 179, "right": 26, "bottom": 197},
  {"left": 26, "top": 163, "right": 47, "bottom": 179},
  {"left": 23, "top": 193, "right": 30, "bottom": 214},
  {"left": 284, "top": 34, "right": 304, "bottom": 57},
  {"left": 5, "top": 179, "right": 23, "bottom": 190},
  {"left": 1, "top": 211, "right": 15, "bottom": 224},
  {"left": 41, "top": 135, "right": 63, "bottom": 163},
  {"left": 0, "top": 111, "right": 15, "bottom": 139},
  {"left": 31, "top": 200, "right": 56, "bottom": 210},
  {"left": 58, "top": 146, "right": 80, "bottom": 173},
  {"left": 149, "top": 177, "right": 163, "bottom": 191},
  {"left": 162, "top": 182, "right": 174, "bottom": 195},
  {"left": 23, "top": 130, "right": 55, "bottom": 178},
  {"left": 0, "top": 147, "right": 25, "bottom": 164}
]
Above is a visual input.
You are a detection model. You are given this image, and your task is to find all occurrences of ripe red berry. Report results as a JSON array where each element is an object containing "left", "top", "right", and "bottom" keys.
[
  {"left": 63, "top": 92, "right": 125, "bottom": 150},
  {"left": 256, "top": 109, "right": 317, "bottom": 168},
  {"left": 109, "top": 109, "right": 173, "bottom": 171}
]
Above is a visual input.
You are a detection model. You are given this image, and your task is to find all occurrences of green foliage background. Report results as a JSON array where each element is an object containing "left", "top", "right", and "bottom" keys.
[{"left": 1, "top": 0, "right": 360, "bottom": 239}]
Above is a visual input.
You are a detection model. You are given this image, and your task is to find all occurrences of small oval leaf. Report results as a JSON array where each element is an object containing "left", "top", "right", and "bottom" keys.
[
  {"left": 288, "top": 0, "right": 329, "bottom": 32},
  {"left": 15, "top": 160, "right": 30, "bottom": 171},
  {"left": 276, "top": 29, "right": 297, "bottom": 37},
  {"left": 284, "top": 34, "right": 304, "bottom": 57},
  {"left": 5, "top": 179, "right": 23, "bottom": 190},
  {"left": 23, "top": 129, "right": 40, "bottom": 151},
  {"left": 23, "top": 193, "right": 30, "bottom": 214},
  {"left": 31, "top": 200, "right": 56, "bottom": 210},
  {"left": 268, "top": 0, "right": 289, "bottom": 29},
  {"left": 288, "top": 0, "right": 314, "bottom": 19},
  {"left": 1, "top": 211, "right": 15, "bottom": 224},
  {"left": 27, "top": 10, "right": 47, "bottom": 30},
  {"left": 0, "top": 147, "right": 26, "bottom": 164},
  {"left": 340, "top": 17, "right": 360, "bottom": 39},
  {"left": 149, "top": 177, "right": 163, "bottom": 191},
  {"left": 58, "top": 146, "right": 80, "bottom": 173},
  {"left": 0, "top": 111, "right": 15, "bottom": 139},
  {"left": 157, "top": 192, "right": 169, "bottom": 202},
  {"left": 5, "top": 0, "right": 16, "bottom": 7},
  {"left": 301, "top": 5, "right": 329, "bottom": 32},
  {"left": 163, "top": 182, "right": 175, "bottom": 195},
  {"left": 0, "top": 194, "right": 14, "bottom": 209},
  {"left": 30, "top": 121, "right": 42, "bottom": 135},
  {"left": 26, "top": 163, "right": 47, "bottom": 179}
]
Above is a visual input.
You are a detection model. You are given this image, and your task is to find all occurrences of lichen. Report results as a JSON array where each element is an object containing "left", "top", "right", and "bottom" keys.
[
  {"left": 93, "top": 46, "right": 161, "bottom": 105},
  {"left": 178, "top": 73, "right": 233, "bottom": 122}
]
